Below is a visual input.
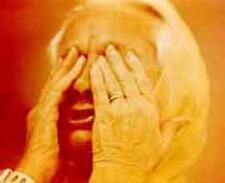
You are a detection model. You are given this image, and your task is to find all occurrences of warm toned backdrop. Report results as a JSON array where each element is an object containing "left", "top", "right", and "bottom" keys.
[{"left": 0, "top": 0, "right": 224, "bottom": 182}]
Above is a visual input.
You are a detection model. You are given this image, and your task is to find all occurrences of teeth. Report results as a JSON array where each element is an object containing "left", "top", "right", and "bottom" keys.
[
  {"left": 69, "top": 108, "right": 95, "bottom": 120},
  {"left": 72, "top": 103, "right": 94, "bottom": 110},
  {"left": 69, "top": 116, "right": 94, "bottom": 124}
]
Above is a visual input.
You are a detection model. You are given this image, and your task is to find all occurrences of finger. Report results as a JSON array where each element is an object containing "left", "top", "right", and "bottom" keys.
[
  {"left": 125, "top": 51, "right": 155, "bottom": 101},
  {"left": 43, "top": 55, "right": 86, "bottom": 108},
  {"left": 73, "top": 37, "right": 98, "bottom": 88},
  {"left": 97, "top": 56, "right": 124, "bottom": 103},
  {"left": 62, "top": 56, "right": 86, "bottom": 91},
  {"left": 50, "top": 57, "right": 63, "bottom": 78},
  {"left": 63, "top": 47, "right": 79, "bottom": 70},
  {"left": 161, "top": 117, "right": 189, "bottom": 151},
  {"left": 87, "top": 36, "right": 99, "bottom": 65},
  {"left": 53, "top": 47, "right": 79, "bottom": 79},
  {"left": 105, "top": 45, "right": 139, "bottom": 98},
  {"left": 90, "top": 62, "right": 109, "bottom": 113}
]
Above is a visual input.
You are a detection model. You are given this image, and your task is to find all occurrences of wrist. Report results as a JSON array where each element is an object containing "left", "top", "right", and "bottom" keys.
[
  {"left": 90, "top": 163, "right": 148, "bottom": 183},
  {"left": 0, "top": 169, "right": 35, "bottom": 183},
  {"left": 148, "top": 174, "right": 168, "bottom": 183},
  {"left": 17, "top": 153, "right": 58, "bottom": 182},
  {"left": 17, "top": 157, "right": 46, "bottom": 182}
]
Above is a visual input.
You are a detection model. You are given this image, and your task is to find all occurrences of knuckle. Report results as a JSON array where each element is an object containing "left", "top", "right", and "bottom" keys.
[
  {"left": 118, "top": 77, "right": 130, "bottom": 85},
  {"left": 96, "top": 108, "right": 110, "bottom": 118},
  {"left": 118, "top": 108, "right": 131, "bottom": 118},
  {"left": 129, "top": 106, "right": 140, "bottom": 117}
]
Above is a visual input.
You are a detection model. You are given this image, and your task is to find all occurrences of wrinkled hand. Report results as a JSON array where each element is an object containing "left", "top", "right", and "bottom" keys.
[
  {"left": 90, "top": 45, "right": 183, "bottom": 183},
  {"left": 18, "top": 47, "right": 86, "bottom": 182}
]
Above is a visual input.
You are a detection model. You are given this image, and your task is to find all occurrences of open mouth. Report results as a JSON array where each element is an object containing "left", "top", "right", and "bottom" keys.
[
  {"left": 59, "top": 89, "right": 95, "bottom": 130},
  {"left": 60, "top": 103, "right": 95, "bottom": 130},
  {"left": 68, "top": 108, "right": 95, "bottom": 130}
]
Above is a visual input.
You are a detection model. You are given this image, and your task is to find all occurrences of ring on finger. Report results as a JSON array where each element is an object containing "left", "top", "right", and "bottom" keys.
[{"left": 109, "top": 92, "right": 123, "bottom": 103}]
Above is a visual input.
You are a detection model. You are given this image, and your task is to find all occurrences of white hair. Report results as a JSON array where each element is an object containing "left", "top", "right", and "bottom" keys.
[
  {"left": 47, "top": 0, "right": 178, "bottom": 65},
  {"left": 47, "top": 3, "right": 85, "bottom": 65}
]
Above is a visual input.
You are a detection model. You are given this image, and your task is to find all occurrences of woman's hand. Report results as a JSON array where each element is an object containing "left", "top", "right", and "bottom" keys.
[
  {"left": 18, "top": 47, "right": 86, "bottom": 182},
  {"left": 90, "top": 45, "right": 183, "bottom": 183}
]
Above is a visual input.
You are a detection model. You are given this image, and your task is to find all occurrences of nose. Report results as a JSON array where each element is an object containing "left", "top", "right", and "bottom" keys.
[
  {"left": 74, "top": 36, "right": 100, "bottom": 93},
  {"left": 73, "top": 62, "right": 91, "bottom": 93}
]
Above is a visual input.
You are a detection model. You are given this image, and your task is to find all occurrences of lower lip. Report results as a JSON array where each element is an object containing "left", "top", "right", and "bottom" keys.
[
  {"left": 68, "top": 116, "right": 94, "bottom": 130},
  {"left": 69, "top": 129, "right": 92, "bottom": 147}
]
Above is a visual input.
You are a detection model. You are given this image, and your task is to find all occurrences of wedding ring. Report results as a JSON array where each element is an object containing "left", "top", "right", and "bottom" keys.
[{"left": 109, "top": 92, "right": 123, "bottom": 102}]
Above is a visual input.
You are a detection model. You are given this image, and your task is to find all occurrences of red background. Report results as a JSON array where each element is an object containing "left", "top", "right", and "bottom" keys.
[{"left": 1, "top": 0, "right": 225, "bottom": 182}]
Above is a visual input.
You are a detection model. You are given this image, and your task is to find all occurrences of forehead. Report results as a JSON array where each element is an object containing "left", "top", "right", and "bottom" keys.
[{"left": 59, "top": 3, "right": 159, "bottom": 55}]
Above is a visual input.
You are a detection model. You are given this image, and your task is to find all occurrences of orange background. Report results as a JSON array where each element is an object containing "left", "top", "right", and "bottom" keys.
[{"left": 0, "top": 0, "right": 224, "bottom": 182}]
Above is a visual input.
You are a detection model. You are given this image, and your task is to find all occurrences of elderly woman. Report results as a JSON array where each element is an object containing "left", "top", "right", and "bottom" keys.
[{"left": 0, "top": 0, "right": 209, "bottom": 183}]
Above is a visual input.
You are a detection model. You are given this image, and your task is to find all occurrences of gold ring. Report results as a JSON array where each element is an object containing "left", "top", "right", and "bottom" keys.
[{"left": 109, "top": 93, "right": 123, "bottom": 102}]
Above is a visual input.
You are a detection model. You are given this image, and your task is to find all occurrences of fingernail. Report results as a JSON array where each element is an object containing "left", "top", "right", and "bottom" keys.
[
  {"left": 97, "top": 55, "right": 105, "bottom": 61},
  {"left": 64, "top": 47, "right": 77, "bottom": 60},
  {"left": 126, "top": 51, "right": 132, "bottom": 59},
  {"left": 70, "top": 46, "right": 77, "bottom": 52},
  {"left": 127, "top": 51, "right": 138, "bottom": 62},
  {"left": 107, "top": 44, "right": 115, "bottom": 53},
  {"left": 68, "top": 47, "right": 77, "bottom": 55},
  {"left": 79, "top": 55, "right": 86, "bottom": 61}
]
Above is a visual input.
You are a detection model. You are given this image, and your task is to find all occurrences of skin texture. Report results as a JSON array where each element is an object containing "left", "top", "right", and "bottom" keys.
[
  {"left": 18, "top": 48, "right": 87, "bottom": 182},
  {"left": 89, "top": 45, "right": 186, "bottom": 183},
  {"left": 17, "top": 0, "right": 209, "bottom": 182}
]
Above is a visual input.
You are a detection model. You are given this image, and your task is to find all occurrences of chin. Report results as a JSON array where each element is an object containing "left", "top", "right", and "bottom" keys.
[
  {"left": 58, "top": 128, "right": 93, "bottom": 160},
  {"left": 56, "top": 129, "right": 93, "bottom": 180},
  {"left": 69, "top": 129, "right": 92, "bottom": 149}
]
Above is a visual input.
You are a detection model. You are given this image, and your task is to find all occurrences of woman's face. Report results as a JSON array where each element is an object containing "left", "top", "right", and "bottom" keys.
[{"left": 57, "top": 3, "right": 161, "bottom": 159}]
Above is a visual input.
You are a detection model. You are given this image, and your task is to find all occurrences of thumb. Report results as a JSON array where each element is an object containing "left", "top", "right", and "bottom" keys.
[{"left": 161, "top": 116, "right": 190, "bottom": 151}]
